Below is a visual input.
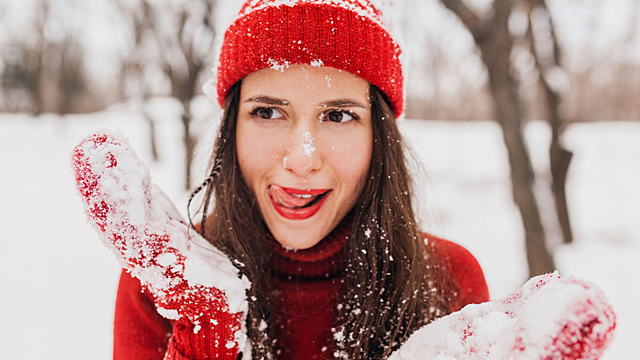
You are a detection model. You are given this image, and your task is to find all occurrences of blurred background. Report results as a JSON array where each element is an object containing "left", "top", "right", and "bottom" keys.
[
  {"left": 0, "top": 0, "right": 638, "bottom": 358},
  {"left": 3, "top": 0, "right": 640, "bottom": 120}
]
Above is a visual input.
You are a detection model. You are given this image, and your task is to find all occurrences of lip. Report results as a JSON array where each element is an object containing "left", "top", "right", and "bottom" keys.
[{"left": 269, "top": 187, "right": 332, "bottom": 220}]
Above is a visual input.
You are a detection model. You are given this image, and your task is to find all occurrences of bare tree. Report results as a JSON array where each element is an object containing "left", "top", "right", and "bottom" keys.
[
  {"left": 160, "top": 2, "right": 215, "bottom": 190},
  {"left": 117, "top": 0, "right": 159, "bottom": 161},
  {"left": 0, "top": 1, "right": 48, "bottom": 113},
  {"left": 56, "top": 36, "right": 88, "bottom": 114},
  {"left": 439, "top": 0, "right": 555, "bottom": 277},
  {"left": 1, "top": 43, "right": 42, "bottom": 113},
  {"left": 524, "top": 0, "right": 573, "bottom": 244},
  {"left": 117, "top": 0, "right": 216, "bottom": 189},
  {"left": 0, "top": 0, "right": 89, "bottom": 114}
]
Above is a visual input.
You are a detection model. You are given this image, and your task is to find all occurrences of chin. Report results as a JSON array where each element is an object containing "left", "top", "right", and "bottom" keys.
[{"left": 271, "top": 226, "right": 327, "bottom": 250}]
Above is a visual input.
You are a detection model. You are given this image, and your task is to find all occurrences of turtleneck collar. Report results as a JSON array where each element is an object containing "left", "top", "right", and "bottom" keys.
[{"left": 268, "top": 221, "right": 351, "bottom": 280}]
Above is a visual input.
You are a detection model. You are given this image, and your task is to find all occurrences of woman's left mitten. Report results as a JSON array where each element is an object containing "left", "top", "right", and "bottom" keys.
[
  {"left": 72, "top": 131, "right": 251, "bottom": 359},
  {"left": 389, "top": 272, "right": 616, "bottom": 360}
]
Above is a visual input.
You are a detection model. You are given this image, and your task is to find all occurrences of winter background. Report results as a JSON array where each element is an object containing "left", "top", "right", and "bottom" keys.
[{"left": 1, "top": 0, "right": 639, "bottom": 359}]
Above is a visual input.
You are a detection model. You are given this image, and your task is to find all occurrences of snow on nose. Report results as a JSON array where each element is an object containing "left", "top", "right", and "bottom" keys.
[
  {"left": 302, "top": 132, "right": 315, "bottom": 157},
  {"left": 283, "top": 129, "right": 321, "bottom": 175}
]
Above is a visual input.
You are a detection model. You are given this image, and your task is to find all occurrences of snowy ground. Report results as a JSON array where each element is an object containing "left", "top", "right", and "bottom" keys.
[{"left": 1, "top": 100, "right": 637, "bottom": 359}]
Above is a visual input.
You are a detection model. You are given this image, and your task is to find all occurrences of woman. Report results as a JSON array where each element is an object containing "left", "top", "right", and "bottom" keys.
[{"left": 79, "top": 0, "right": 489, "bottom": 359}]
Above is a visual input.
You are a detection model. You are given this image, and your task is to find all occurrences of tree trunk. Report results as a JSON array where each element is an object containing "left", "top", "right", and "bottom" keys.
[
  {"left": 440, "top": 0, "right": 556, "bottom": 277},
  {"left": 182, "top": 100, "right": 195, "bottom": 190},
  {"left": 550, "top": 138, "right": 573, "bottom": 244},
  {"left": 143, "top": 100, "right": 159, "bottom": 162},
  {"left": 545, "top": 80, "right": 573, "bottom": 245},
  {"left": 483, "top": 51, "right": 555, "bottom": 277},
  {"left": 526, "top": 0, "right": 574, "bottom": 244}
]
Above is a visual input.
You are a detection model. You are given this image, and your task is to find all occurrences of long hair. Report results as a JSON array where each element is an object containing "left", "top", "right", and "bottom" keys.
[
  {"left": 332, "top": 87, "right": 452, "bottom": 359},
  {"left": 190, "top": 81, "right": 452, "bottom": 359}
]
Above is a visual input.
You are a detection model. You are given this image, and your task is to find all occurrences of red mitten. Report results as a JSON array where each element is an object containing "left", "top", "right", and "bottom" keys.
[
  {"left": 72, "top": 131, "right": 251, "bottom": 360},
  {"left": 389, "top": 272, "right": 616, "bottom": 360}
]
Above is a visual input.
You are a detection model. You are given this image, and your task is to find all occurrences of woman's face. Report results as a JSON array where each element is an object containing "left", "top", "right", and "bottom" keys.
[{"left": 236, "top": 65, "right": 373, "bottom": 250}]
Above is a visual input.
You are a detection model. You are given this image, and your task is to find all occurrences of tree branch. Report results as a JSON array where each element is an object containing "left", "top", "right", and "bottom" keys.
[{"left": 439, "top": 0, "right": 482, "bottom": 35}]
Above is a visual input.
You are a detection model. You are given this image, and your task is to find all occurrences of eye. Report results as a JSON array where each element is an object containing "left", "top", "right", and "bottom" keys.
[
  {"left": 323, "top": 110, "right": 357, "bottom": 123},
  {"left": 251, "top": 107, "right": 284, "bottom": 120}
]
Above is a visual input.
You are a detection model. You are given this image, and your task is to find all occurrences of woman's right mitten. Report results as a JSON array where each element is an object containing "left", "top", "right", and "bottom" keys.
[{"left": 72, "top": 131, "right": 251, "bottom": 359}]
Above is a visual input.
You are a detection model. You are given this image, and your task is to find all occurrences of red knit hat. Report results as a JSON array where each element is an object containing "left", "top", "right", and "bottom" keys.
[{"left": 216, "top": 0, "right": 404, "bottom": 116}]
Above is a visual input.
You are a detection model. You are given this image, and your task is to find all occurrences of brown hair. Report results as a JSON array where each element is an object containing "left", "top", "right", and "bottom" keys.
[{"left": 190, "top": 81, "right": 452, "bottom": 359}]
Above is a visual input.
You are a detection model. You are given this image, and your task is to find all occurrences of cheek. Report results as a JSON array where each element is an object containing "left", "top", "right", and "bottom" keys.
[
  {"left": 236, "top": 126, "right": 279, "bottom": 188},
  {"left": 330, "top": 136, "right": 372, "bottom": 191}
]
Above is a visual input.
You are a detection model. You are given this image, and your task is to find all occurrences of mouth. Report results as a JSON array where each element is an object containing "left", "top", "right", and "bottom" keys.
[{"left": 268, "top": 185, "right": 331, "bottom": 220}]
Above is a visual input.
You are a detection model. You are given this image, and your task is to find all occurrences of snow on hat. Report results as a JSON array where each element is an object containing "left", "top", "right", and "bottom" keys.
[{"left": 215, "top": 0, "right": 405, "bottom": 116}]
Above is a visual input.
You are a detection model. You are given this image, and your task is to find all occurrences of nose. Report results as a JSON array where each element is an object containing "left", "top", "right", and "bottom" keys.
[{"left": 283, "top": 125, "right": 322, "bottom": 176}]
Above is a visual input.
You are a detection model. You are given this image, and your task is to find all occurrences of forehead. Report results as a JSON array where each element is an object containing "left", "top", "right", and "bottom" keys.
[{"left": 240, "top": 65, "right": 370, "bottom": 106}]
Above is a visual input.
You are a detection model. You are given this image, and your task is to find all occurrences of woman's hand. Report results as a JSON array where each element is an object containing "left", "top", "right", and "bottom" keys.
[
  {"left": 72, "top": 131, "right": 251, "bottom": 359},
  {"left": 389, "top": 272, "right": 616, "bottom": 360}
]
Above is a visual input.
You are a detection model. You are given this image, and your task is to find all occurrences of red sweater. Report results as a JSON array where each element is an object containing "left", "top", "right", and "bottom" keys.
[{"left": 113, "top": 227, "right": 489, "bottom": 360}]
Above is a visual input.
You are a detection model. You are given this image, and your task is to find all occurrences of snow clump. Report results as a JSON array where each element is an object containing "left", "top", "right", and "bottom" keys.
[{"left": 388, "top": 272, "right": 616, "bottom": 360}]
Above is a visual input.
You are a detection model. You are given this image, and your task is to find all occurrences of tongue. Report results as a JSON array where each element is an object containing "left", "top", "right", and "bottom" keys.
[{"left": 269, "top": 185, "right": 318, "bottom": 209}]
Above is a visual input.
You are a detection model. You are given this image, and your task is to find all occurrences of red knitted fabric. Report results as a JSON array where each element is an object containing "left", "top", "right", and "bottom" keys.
[
  {"left": 216, "top": 0, "right": 404, "bottom": 115},
  {"left": 267, "top": 222, "right": 349, "bottom": 359},
  {"left": 424, "top": 233, "right": 491, "bottom": 311},
  {"left": 113, "top": 228, "right": 489, "bottom": 360},
  {"left": 163, "top": 294, "right": 242, "bottom": 360},
  {"left": 114, "top": 272, "right": 172, "bottom": 360}
]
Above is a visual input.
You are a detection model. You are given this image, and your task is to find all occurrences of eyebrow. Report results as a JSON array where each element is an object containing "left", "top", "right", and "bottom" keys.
[
  {"left": 244, "top": 96, "right": 289, "bottom": 106},
  {"left": 319, "top": 99, "right": 366, "bottom": 109},
  {"left": 244, "top": 96, "right": 366, "bottom": 109}
]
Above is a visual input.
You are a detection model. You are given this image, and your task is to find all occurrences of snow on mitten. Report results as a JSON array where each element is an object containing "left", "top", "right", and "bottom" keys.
[
  {"left": 72, "top": 131, "right": 251, "bottom": 360},
  {"left": 389, "top": 272, "right": 616, "bottom": 360}
]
